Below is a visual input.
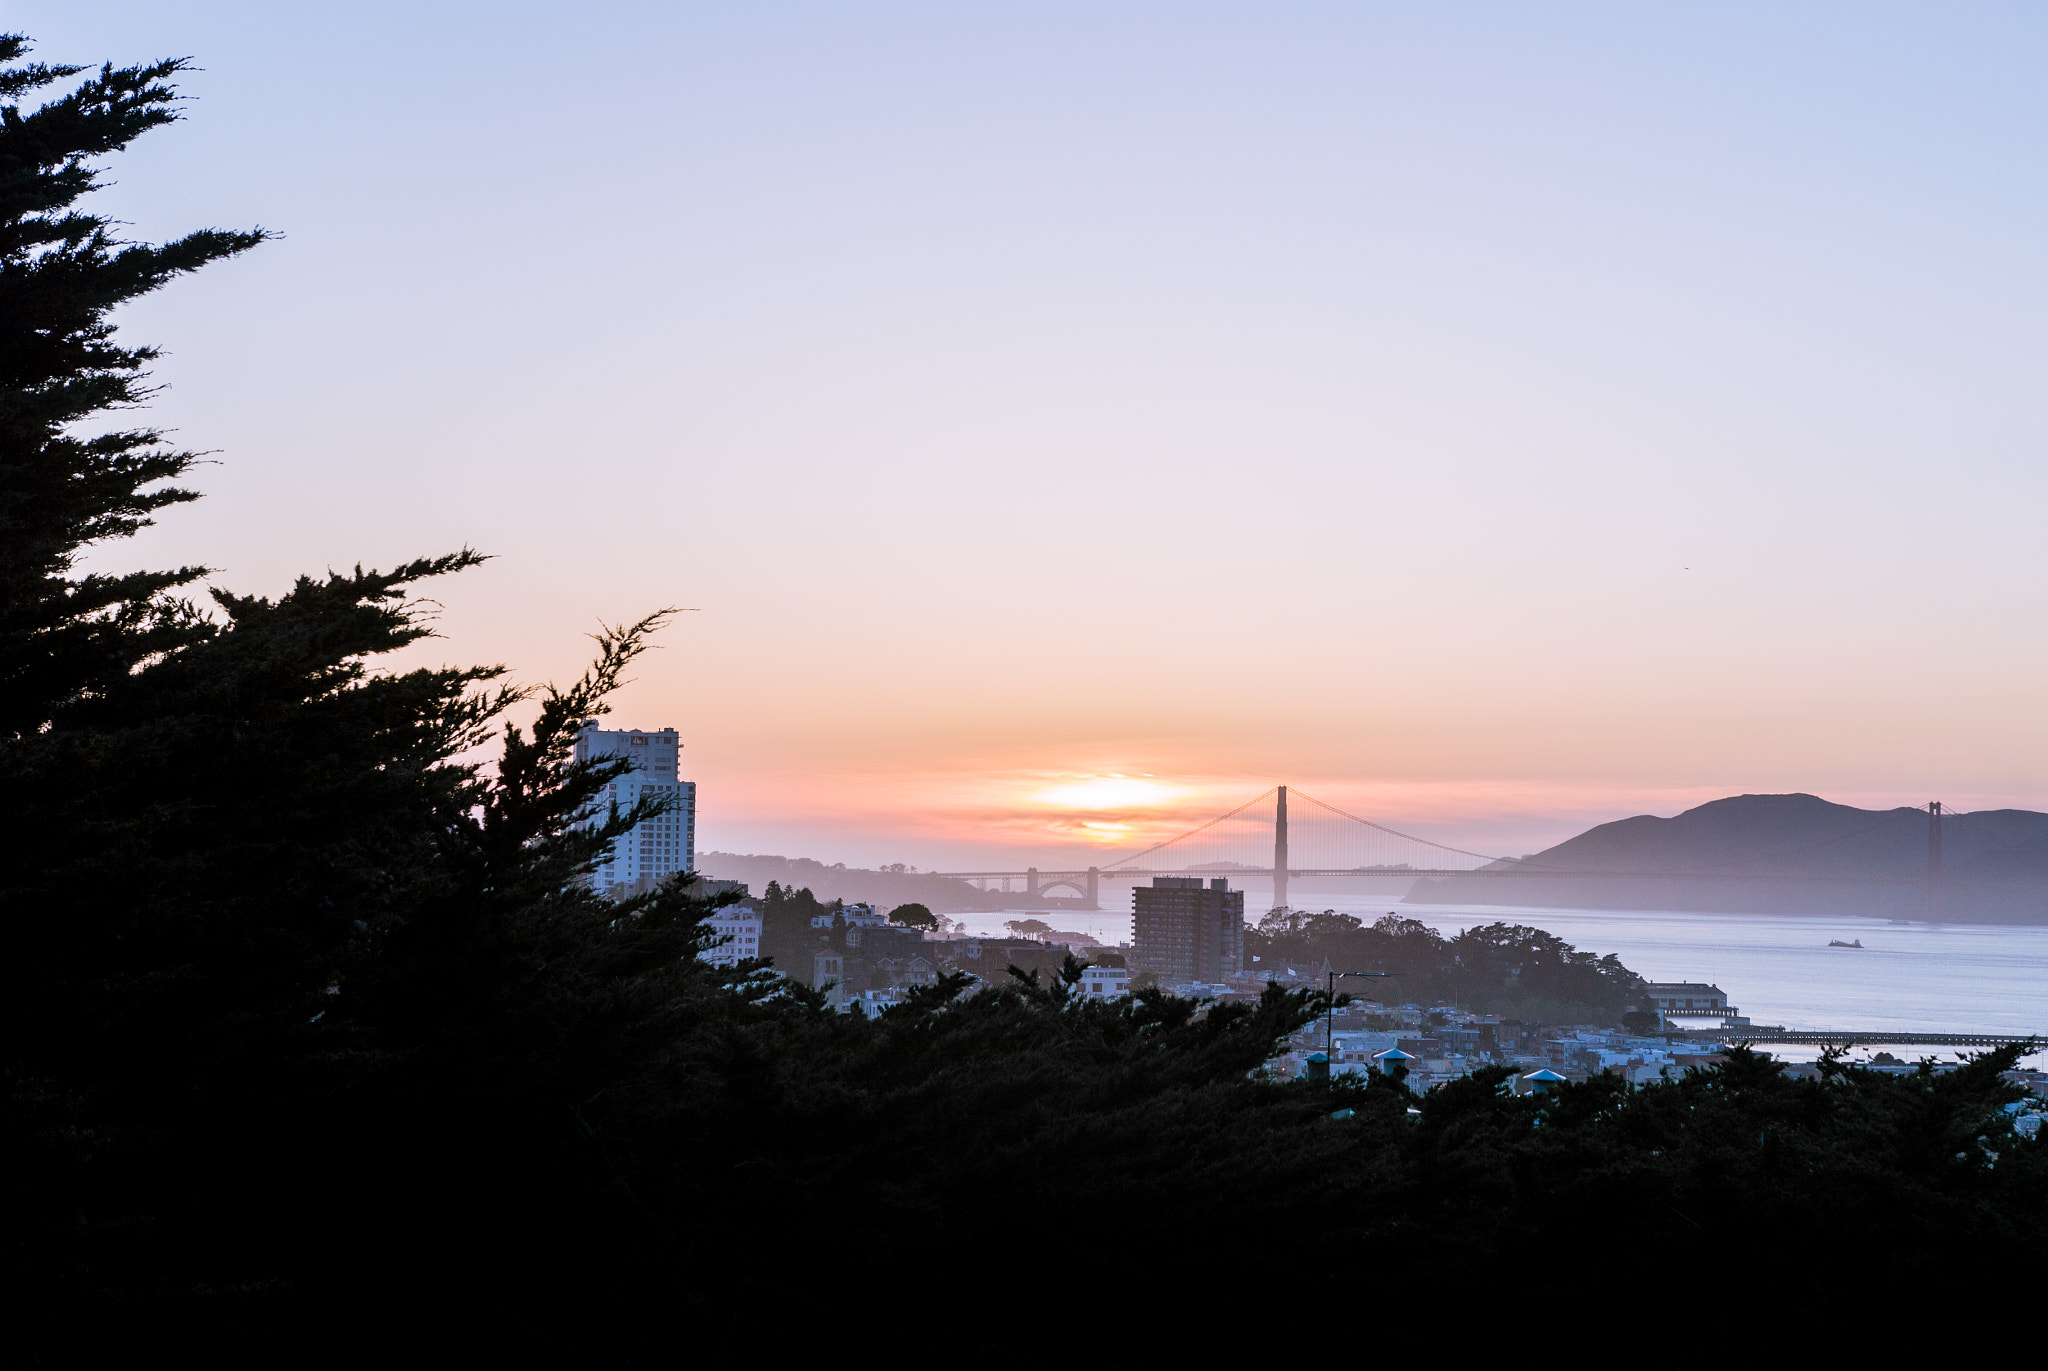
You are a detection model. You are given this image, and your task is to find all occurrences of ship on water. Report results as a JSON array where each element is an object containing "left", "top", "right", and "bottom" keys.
[{"left": 1828, "top": 938, "right": 1864, "bottom": 948}]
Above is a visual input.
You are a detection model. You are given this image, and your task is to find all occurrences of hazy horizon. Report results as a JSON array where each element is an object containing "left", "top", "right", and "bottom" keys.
[{"left": 25, "top": 3, "right": 2048, "bottom": 870}]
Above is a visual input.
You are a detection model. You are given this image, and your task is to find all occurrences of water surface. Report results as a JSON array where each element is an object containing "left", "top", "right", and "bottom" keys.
[{"left": 943, "top": 899, "right": 2048, "bottom": 1067}]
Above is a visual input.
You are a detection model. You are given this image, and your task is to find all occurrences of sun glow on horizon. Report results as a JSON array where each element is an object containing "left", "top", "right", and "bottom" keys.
[{"left": 1031, "top": 776, "right": 1179, "bottom": 811}]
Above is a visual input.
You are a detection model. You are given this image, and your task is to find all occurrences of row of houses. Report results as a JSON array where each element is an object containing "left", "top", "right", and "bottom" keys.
[
  {"left": 1267, "top": 1002, "right": 1737, "bottom": 1090},
  {"left": 698, "top": 889, "right": 1133, "bottom": 1011}
]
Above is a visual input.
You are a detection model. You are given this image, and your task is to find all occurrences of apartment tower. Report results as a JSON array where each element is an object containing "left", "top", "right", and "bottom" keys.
[
  {"left": 1131, "top": 877, "right": 1245, "bottom": 985},
  {"left": 575, "top": 724, "right": 696, "bottom": 890}
]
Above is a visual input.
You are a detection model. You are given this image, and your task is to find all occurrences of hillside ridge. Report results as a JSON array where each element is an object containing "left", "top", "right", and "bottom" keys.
[
  {"left": 696, "top": 852, "right": 1017, "bottom": 913},
  {"left": 1410, "top": 792, "right": 2048, "bottom": 923}
]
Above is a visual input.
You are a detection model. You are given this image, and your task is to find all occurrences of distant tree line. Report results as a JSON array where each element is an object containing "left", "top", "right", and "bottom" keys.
[
  {"left": 756, "top": 879, "right": 839, "bottom": 971},
  {"left": 698, "top": 849, "right": 1014, "bottom": 911},
  {"left": 3, "top": 35, "right": 2039, "bottom": 1351},
  {"left": 754, "top": 882, "right": 943, "bottom": 976},
  {"left": 1248, "top": 910, "right": 1649, "bottom": 1023}
]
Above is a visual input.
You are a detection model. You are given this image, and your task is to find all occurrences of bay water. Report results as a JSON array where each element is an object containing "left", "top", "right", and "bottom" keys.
[{"left": 942, "top": 897, "right": 2048, "bottom": 1069}]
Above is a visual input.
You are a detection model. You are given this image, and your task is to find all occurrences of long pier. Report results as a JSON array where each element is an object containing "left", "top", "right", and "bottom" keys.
[{"left": 1696, "top": 1029, "right": 2039, "bottom": 1049}]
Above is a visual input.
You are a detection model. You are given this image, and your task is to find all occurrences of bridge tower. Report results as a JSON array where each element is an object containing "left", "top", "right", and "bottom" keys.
[
  {"left": 1927, "top": 801, "right": 1943, "bottom": 915},
  {"left": 1272, "top": 785, "right": 1289, "bottom": 912}
]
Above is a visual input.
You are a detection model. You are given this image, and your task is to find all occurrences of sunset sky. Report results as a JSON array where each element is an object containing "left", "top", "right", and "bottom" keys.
[{"left": 30, "top": 3, "right": 2048, "bottom": 868}]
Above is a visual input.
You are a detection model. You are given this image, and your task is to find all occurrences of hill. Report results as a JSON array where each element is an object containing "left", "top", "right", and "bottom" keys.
[
  {"left": 695, "top": 852, "right": 1015, "bottom": 913},
  {"left": 1406, "top": 793, "right": 2048, "bottom": 923}
]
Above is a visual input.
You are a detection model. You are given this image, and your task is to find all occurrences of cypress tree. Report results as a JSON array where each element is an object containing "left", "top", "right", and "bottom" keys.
[
  {"left": 0, "top": 38, "right": 265, "bottom": 732},
  {"left": 0, "top": 36, "right": 708, "bottom": 1322}
]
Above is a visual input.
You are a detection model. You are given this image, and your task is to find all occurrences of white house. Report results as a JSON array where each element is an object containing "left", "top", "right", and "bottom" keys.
[
  {"left": 843, "top": 988, "right": 907, "bottom": 1017},
  {"left": 810, "top": 902, "right": 890, "bottom": 930},
  {"left": 1079, "top": 964, "right": 1130, "bottom": 1000}
]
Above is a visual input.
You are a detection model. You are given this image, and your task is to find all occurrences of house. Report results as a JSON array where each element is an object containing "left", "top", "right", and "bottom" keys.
[
  {"left": 1644, "top": 983, "right": 1734, "bottom": 1019},
  {"left": 1079, "top": 964, "right": 1130, "bottom": 1000},
  {"left": 699, "top": 899, "right": 763, "bottom": 969}
]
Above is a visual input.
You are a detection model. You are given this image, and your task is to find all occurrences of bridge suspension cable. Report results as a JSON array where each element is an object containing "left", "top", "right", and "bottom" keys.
[
  {"left": 1099, "top": 788, "right": 1277, "bottom": 872},
  {"left": 1096, "top": 785, "right": 1520, "bottom": 878},
  {"left": 1286, "top": 788, "right": 1516, "bottom": 867},
  {"left": 939, "top": 788, "right": 1973, "bottom": 907}
]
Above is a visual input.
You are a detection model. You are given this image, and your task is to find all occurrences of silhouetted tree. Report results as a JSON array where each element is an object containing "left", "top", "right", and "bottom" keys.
[
  {"left": 759, "top": 880, "right": 833, "bottom": 972},
  {"left": 1245, "top": 910, "right": 1648, "bottom": 1023},
  {"left": 0, "top": 39, "right": 267, "bottom": 735},
  {"left": 889, "top": 901, "right": 938, "bottom": 930},
  {"left": 0, "top": 34, "right": 719, "bottom": 1330}
]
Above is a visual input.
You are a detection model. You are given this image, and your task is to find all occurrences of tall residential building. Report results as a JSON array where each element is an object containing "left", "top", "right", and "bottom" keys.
[
  {"left": 576, "top": 723, "right": 696, "bottom": 890},
  {"left": 699, "top": 885, "right": 762, "bottom": 969},
  {"left": 1131, "top": 877, "right": 1245, "bottom": 985}
]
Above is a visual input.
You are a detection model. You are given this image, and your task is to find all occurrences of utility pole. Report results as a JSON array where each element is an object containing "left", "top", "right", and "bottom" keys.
[{"left": 1273, "top": 784, "right": 1289, "bottom": 914}]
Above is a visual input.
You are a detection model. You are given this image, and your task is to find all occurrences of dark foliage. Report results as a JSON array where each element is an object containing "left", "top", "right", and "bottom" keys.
[
  {"left": 887, "top": 900, "right": 937, "bottom": 930},
  {"left": 1247, "top": 909, "right": 1650, "bottom": 1023},
  {"left": 757, "top": 878, "right": 838, "bottom": 974},
  {"left": 0, "top": 38, "right": 267, "bottom": 735}
]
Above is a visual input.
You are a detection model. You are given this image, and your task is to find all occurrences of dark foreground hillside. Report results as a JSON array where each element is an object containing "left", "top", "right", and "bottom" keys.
[
  {"left": 1409, "top": 793, "right": 2048, "bottom": 922},
  {"left": 24, "top": 930, "right": 2047, "bottom": 1351}
]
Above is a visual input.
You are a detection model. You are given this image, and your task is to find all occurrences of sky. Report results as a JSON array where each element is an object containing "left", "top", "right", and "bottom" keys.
[{"left": 21, "top": 2, "right": 2048, "bottom": 868}]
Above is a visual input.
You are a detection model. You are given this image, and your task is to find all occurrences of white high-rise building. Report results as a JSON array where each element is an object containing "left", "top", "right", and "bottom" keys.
[
  {"left": 700, "top": 900, "right": 762, "bottom": 969},
  {"left": 575, "top": 724, "right": 696, "bottom": 889}
]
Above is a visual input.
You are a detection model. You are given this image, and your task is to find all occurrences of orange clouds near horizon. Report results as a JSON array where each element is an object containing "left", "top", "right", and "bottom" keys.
[{"left": 669, "top": 753, "right": 2038, "bottom": 871}]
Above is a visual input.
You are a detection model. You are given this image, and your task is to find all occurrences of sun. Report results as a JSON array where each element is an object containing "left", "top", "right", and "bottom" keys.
[{"left": 1031, "top": 776, "right": 1176, "bottom": 811}]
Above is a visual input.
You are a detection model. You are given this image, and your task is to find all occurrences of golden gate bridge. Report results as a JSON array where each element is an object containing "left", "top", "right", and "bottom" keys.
[{"left": 936, "top": 785, "right": 1955, "bottom": 911}]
